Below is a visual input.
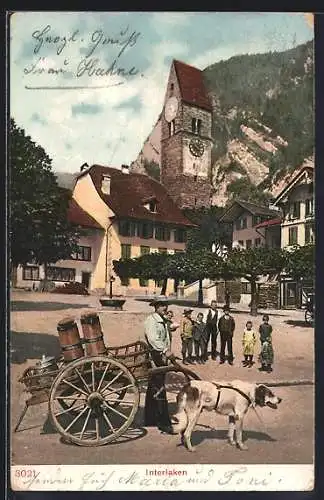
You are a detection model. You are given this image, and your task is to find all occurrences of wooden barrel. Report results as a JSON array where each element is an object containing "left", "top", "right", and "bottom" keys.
[
  {"left": 57, "top": 317, "right": 84, "bottom": 362},
  {"left": 80, "top": 312, "right": 107, "bottom": 356}
]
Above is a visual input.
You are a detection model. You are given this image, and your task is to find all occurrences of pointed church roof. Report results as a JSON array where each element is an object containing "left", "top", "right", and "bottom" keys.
[{"left": 173, "top": 60, "right": 212, "bottom": 112}]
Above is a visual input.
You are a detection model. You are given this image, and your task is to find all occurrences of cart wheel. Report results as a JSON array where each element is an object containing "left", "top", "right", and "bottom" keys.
[
  {"left": 49, "top": 356, "right": 140, "bottom": 447},
  {"left": 305, "top": 310, "right": 313, "bottom": 325}
]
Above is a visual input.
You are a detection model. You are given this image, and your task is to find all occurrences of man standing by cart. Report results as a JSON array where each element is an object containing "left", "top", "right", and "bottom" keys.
[{"left": 143, "top": 299, "right": 175, "bottom": 434}]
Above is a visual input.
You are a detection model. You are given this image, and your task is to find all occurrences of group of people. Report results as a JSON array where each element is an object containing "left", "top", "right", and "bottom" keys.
[
  {"left": 143, "top": 298, "right": 275, "bottom": 434},
  {"left": 167, "top": 300, "right": 274, "bottom": 372}
]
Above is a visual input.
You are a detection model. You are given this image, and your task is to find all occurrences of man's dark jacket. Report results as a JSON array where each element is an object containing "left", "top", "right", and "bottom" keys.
[{"left": 218, "top": 315, "right": 235, "bottom": 337}]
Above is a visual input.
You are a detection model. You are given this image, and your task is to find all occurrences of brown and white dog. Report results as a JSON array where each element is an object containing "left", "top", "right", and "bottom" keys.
[{"left": 171, "top": 379, "right": 282, "bottom": 451}]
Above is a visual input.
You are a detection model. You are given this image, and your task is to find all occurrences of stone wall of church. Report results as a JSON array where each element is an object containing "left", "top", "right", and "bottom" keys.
[
  {"left": 163, "top": 175, "right": 212, "bottom": 209},
  {"left": 161, "top": 133, "right": 183, "bottom": 184},
  {"left": 182, "top": 103, "right": 212, "bottom": 139}
]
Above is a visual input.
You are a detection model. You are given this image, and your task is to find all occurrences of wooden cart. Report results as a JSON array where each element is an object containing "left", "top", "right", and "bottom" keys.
[{"left": 15, "top": 337, "right": 200, "bottom": 447}]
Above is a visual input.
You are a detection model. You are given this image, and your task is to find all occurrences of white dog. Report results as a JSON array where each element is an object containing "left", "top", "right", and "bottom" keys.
[{"left": 171, "top": 379, "right": 282, "bottom": 451}]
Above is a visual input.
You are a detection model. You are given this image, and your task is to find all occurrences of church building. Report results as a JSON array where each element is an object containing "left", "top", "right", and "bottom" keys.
[{"left": 161, "top": 60, "right": 213, "bottom": 209}]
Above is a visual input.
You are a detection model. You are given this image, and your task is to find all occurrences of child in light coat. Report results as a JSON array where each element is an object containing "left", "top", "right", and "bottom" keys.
[{"left": 242, "top": 320, "right": 257, "bottom": 368}]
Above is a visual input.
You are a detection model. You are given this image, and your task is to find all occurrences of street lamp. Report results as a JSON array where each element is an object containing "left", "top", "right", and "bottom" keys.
[{"left": 109, "top": 275, "right": 115, "bottom": 299}]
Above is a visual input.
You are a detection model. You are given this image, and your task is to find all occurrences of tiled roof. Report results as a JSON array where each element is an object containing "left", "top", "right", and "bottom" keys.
[
  {"left": 79, "top": 165, "right": 196, "bottom": 227},
  {"left": 173, "top": 60, "right": 212, "bottom": 112},
  {"left": 67, "top": 198, "right": 104, "bottom": 229},
  {"left": 255, "top": 217, "right": 281, "bottom": 229},
  {"left": 237, "top": 200, "right": 279, "bottom": 216},
  {"left": 219, "top": 200, "right": 279, "bottom": 222}
]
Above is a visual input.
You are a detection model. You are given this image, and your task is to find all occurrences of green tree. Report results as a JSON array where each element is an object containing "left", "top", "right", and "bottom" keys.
[
  {"left": 113, "top": 249, "right": 225, "bottom": 306},
  {"left": 114, "top": 252, "right": 171, "bottom": 295},
  {"left": 226, "top": 178, "right": 272, "bottom": 206},
  {"left": 10, "top": 118, "right": 83, "bottom": 283},
  {"left": 224, "top": 247, "right": 287, "bottom": 315},
  {"left": 183, "top": 206, "right": 232, "bottom": 253}
]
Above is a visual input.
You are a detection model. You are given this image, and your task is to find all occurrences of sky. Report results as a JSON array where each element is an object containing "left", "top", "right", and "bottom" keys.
[{"left": 10, "top": 12, "right": 313, "bottom": 173}]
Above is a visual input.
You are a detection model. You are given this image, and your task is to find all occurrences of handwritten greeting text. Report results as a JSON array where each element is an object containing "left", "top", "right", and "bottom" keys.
[
  {"left": 23, "top": 24, "right": 142, "bottom": 88},
  {"left": 11, "top": 464, "right": 294, "bottom": 491}
]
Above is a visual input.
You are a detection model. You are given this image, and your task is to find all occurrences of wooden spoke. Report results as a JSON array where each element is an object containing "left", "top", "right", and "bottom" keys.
[
  {"left": 102, "top": 410, "right": 117, "bottom": 434},
  {"left": 64, "top": 405, "right": 89, "bottom": 432},
  {"left": 103, "top": 399, "right": 134, "bottom": 406},
  {"left": 79, "top": 408, "right": 92, "bottom": 440},
  {"left": 103, "top": 402, "right": 129, "bottom": 420},
  {"left": 55, "top": 395, "right": 87, "bottom": 401},
  {"left": 75, "top": 368, "right": 91, "bottom": 394},
  {"left": 91, "top": 362, "right": 96, "bottom": 392},
  {"left": 101, "top": 370, "right": 123, "bottom": 393},
  {"left": 54, "top": 402, "right": 86, "bottom": 417},
  {"left": 97, "top": 363, "right": 110, "bottom": 392},
  {"left": 62, "top": 378, "right": 89, "bottom": 397},
  {"left": 101, "top": 383, "right": 134, "bottom": 396},
  {"left": 95, "top": 416, "right": 100, "bottom": 441}
]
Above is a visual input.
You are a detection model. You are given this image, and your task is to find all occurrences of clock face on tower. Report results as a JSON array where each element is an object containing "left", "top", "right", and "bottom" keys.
[
  {"left": 189, "top": 137, "right": 204, "bottom": 157},
  {"left": 164, "top": 96, "right": 178, "bottom": 122}
]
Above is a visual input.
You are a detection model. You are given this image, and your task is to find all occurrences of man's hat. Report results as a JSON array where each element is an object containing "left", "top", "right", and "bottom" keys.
[
  {"left": 223, "top": 305, "right": 230, "bottom": 312},
  {"left": 183, "top": 308, "right": 193, "bottom": 314},
  {"left": 149, "top": 299, "right": 168, "bottom": 307}
]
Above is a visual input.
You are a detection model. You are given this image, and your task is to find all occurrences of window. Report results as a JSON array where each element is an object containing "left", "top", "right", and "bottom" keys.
[
  {"left": 118, "top": 220, "right": 137, "bottom": 237},
  {"left": 254, "top": 238, "right": 261, "bottom": 247},
  {"left": 235, "top": 217, "right": 247, "bottom": 230},
  {"left": 47, "top": 267, "right": 75, "bottom": 282},
  {"left": 191, "top": 118, "right": 202, "bottom": 135},
  {"left": 121, "top": 244, "right": 131, "bottom": 260},
  {"left": 246, "top": 239, "right": 252, "bottom": 249},
  {"left": 149, "top": 200, "right": 157, "bottom": 212},
  {"left": 289, "top": 201, "right": 300, "bottom": 219},
  {"left": 72, "top": 245, "right": 91, "bottom": 261},
  {"left": 138, "top": 222, "right": 153, "bottom": 239},
  {"left": 241, "top": 282, "right": 251, "bottom": 294},
  {"left": 305, "top": 223, "right": 315, "bottom": 244},
  {"left": 158, "top": 248, "right": 167, "bottom": 254},
  {"left": 140, "top": 246, "right": 150, "bottom": 255},
  {"left": 22, "top": 266, "right": 39, "bottom": 280},
  {"left": 120, "top": 277, "right": 129, "bottom": 286},
  {"left": 155, "top": 225, "right": 170, "bottom": 241},
  {"left": 168, "top": 120, "right": 175, "bottom": 136},
  {"left": 174, "top": 228, "right": 187, "bottom": 243},
  {"left": 288, "top": 226, "right": 298, "bottom": 246},
  {"left": 238, "top": 240, "right": 244, "bottom": 247},
  {"left": 170, "top": 83, "right": 174, "bottom": 93},
  {"left": 252, "top": 215, "right": 266, "bottom": 227},
  {"left": 305, "top": 199, "right": 314, "bottom": 217}
]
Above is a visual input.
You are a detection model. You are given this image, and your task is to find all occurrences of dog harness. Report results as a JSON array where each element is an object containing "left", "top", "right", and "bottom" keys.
[
  {"left": 212, "top": 383, "right": 267, "bottom": 431},
  {"left": 212, "top": 383, "right": 254, "bottom": 410}
]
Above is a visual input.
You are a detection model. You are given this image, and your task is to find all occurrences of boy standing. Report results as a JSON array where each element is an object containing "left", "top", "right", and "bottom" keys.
[
  {"left": 192, "top": 312, "right": 207, "bottom": 364},
  {"left": 218, "top": 306, "right": 235, "bottom": 365},
  {"left": 180, "top": 308, "right": 194, "bottom": 365}
]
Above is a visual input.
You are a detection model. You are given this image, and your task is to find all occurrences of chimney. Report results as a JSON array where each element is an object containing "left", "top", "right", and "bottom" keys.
[
  {"left": 101, "top": 174, "right": 111, "bottom": 195},
  {"left": 80, "top": 162, "right": 89, "bottom": 172},
  {"left": 121, "top": 164, "right": 129, "bottom": 174}
]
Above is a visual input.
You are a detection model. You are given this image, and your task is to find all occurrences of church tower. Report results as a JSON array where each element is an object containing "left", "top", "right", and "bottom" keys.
[{"left": 161, "top": 60, "right": 213, "bottom": 209}]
